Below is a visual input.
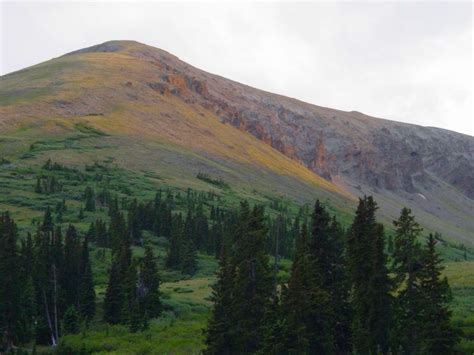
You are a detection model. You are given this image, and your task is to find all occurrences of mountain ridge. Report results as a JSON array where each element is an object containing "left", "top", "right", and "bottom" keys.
[{"left": 1, "top": 40, "right": 473, "bottom": 244}]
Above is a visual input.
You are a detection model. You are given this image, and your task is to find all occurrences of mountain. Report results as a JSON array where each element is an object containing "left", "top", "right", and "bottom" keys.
[{"left": 1, "top": 40, "right": 473, "bottom": 245}]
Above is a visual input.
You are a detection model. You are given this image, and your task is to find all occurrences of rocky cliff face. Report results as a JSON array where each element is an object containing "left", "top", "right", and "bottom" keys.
[{"left": 86, "top": 41, "right": 472, "bottom": 199}]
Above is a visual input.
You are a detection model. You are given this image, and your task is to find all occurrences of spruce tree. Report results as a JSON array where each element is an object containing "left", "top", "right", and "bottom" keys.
[
  {"left": 62, "top": 225, "right": 81, "bottom": 310},
  {"left": 181, "top": 237, "right": 197, "bottom": 275},
  {"left": 347, "top": 196, "right": 391, "bottom": 354},
  {"left": 79, "top": 236, "right": 96, "bottom": 321},
  {"left": 42, "top": 206, "right": 54, "bottom": 233},
  {"left": 204, "top": 243, "right": 235, "bottom": 354},
  {"left": 122, "top": 261, "right": 138, "bottom": 325},
  {"left": 367, "top": 224, "right": 392, "bottom": 354},
  {"left": 281, "top": 223, "right": 311, "bottom": 352},
  {"left": 305, "top": 200, "right": 335, "bottom": 353},
  {"left": 84, "top": 186, "right": 96, "bottom": 212},
  {"left": 138, "top": 246, "right": 162, "bottom": 318},
  {"left": 0, "top": 213, "right": 20, "bottom": 351},
  {"left": 419, "top": 234, "right": 459, "bottom": 353},
  {"left": 103, "top": 259, "right": 123, "bottom": 324},
  {"left": 391, "top": 207, "right": 424, "bottom": 354},
  {"left": 166, "top": 214, "right": 183, "bottom": 270},
  {"left": 230, "top": 203, "right": 272, "bottom": 353}
]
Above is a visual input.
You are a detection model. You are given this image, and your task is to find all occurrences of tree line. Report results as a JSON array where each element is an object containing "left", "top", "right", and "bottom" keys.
[
  {"left": 205, "top": 196, "right": 459, "bottom": 354},
  {"left": 0, "top": 184, "right": 459, "bottom": 354}
]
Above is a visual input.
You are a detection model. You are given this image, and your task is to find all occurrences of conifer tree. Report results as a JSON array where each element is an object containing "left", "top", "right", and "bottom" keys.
[
  {"left": 328, "top": 217, "right": 352, "bottom": 353},
  {"left": 367, "top": 224, "right": 392, "bottom": 354},
  {"left": 0, "top": 213, "right": 21, "bottom": 351},
  {"left": 347, "top": 196, "right": 391, "bottom": 354},
  {"left": 391, "top": 207, "right": 424, "bottom": 354},
  {"left": 230, "top": 203, "right": 272, "bottom": 353},
  {"left": 419, "top": 234, "right": 459, "bottom": 353},
  {"left": 103, "top": 259, "right": 123, "bottom": 324},
  {"left": 181, "top": 237, "right": 197, "bottom": 275},
  {"left": 281, "top": 223, "right": 311, "bottom": 352},
  {"left": 138, "top": 246, "right": 162, "bottom": 318},
  {"left": 79, "top": 236, "right": 95, "bottom": 321},
  {"left": 122, "top": 261, "right": 138, "bottom": 325},
  {"left": 305, "top": 200, "right": 335, "bottom": 353},
  {"left": 166, "top": 214, "right": 183, "bottom": 269},
  {"left": 42, "top": 206, "right": 54, "bottom": 233},
  {"left": 62, "top": 225, "right": 81, "bottom": 310},
  {"left": 204, "top": 243, "right": 235, "bottom": 354},
  {"left": 84, "top": 186, "right": 96, "bottom": 212}
]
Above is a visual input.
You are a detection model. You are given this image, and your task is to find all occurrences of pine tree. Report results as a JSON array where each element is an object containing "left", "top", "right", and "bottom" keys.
[
  {"left": 166, "top": 214, "right": 183, "bottom": 269},
  {"left": 328, "top": 217, "right": 352, "bottom": 353},
  {"left": 138, "top": 246, "right": 162, "bottom": 318},
  {"left": 181, "top": 237, "right": 197, "bottom": 275},
  {"left": 62, "top": 225, "right": 81, "bottom": 310},
  {"left": 367, "top": 224, "right": 392, "bottom": 354},
  {"left": 0, "top": 213, "right": 21, "bottom": 351},
  {"left": 281, "top": 223, "right": 311, "bottom": 352},
  {"left": 419, "top": 234, "right": 459, "bottom": 353},
  {"left": 42, "top": 206, "right": 54, "bottom": 233},
  {"left": 230, "top": 203, "right": 272, "bottom": 353},
  {"left": 79, "top": 236, "right": 96, "bottom": 321},
  {"left": 103, "top": 259, "right": 123, "bottom": 324},
  {"left": 391, "top": 207, "right": 424, "bottom": 354},
  {"left": 305, "top": 200, "right": 335, "bottom": 353},
  {"left": 347, "top": 196, "right": 391, "bottom": 354},
  {"left": 205, "top": 239, "right": 235, "bottom": 354},
  {"left": 84, "top": 186, "right": 96, "bottom": 212},
  {"left": 121, "top": 261, "right": 138, "bottom": 325},
  {"left": 17, "top": 234, "right": 36, "bottom": 343}
]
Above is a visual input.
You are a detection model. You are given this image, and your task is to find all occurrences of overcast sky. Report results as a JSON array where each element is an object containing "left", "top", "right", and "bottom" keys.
[{"left": 1, "top": 1, "right": 473, "bottom": 136}]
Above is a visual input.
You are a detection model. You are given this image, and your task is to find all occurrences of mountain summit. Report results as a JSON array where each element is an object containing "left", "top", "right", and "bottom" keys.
[{"left": 1, "top": 40, "right": 473, "bottom": 243}]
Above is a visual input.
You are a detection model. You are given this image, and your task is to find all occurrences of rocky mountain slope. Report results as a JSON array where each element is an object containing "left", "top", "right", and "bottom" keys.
[{"left": 1, "top": 40, "right": 473, "bottom": 244}]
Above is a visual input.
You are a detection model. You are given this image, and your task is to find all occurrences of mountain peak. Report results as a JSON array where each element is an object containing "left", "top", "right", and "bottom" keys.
[{"left": 64, "top": 40, "right": 147, "bottom": 56}]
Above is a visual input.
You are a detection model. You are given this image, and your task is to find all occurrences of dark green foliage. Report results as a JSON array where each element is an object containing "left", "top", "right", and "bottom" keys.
[
  {"left": 230, "top": 203, "right": 273, "bottom": 353},
  {"left": 34, "top": 175, "right": 62, "bottom": 194},
  {"left": 42, "top": 206, "right": 54, "bottom": 233},
  {"left": 0, "top": 213, "right": 20, "bottom": 351},
  {"left": 166, "top": 214, "right": 184, "bottom": 269},
  {"left": 62, "top": 225, "right": 82, "bottom": 310},
  {"left": 84, "top": 186, "right": 96, "bottom": 212},
  {"left": 205, "top": 202, "right": 273, "bottom": 354},
  {"left": 196, "top": 172, "right": 230, "bottom": 189},
  {"left": 367, "top": 224, "right": 392, "bottom": 354},
  {"left": 391, "top": 207, "right": 424, "bottom": 354},
  {"left": 181, "top": 238, "right": 197, "bottom": 275},
  {"left": 347, "top": 196, "right": 391, "bottom": 354},
  {"left": 280, "top": 224, "right": 312, "bottom": 353},
  {"left": 419, "top": 234, "right": 459, "bottom": 354},
  {"left": 79, "top": 237, "right": 96, "bottom": 321},
  {"left": 138, "top": 246, "right": 162, "bottom": 318},
  {"left": 78, "top": 207, "right": 84, "bottom": 220},
  {"left": 103, "top": 259, "right": 123, "bottom": 324},
  {"left": 62, "top": 306, "right": 79, "bottom": 335},
  {"left": 35, "top": 176, "right": 42, "bottom": 193},
  {"left": 205, "top": 244, "right": 235, "bottom": 354}
]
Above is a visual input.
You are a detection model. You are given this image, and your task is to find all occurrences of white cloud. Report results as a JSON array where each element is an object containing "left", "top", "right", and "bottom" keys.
[{"left": 1, "top": 1, "right": 472, "bottom": 135}]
